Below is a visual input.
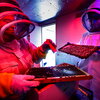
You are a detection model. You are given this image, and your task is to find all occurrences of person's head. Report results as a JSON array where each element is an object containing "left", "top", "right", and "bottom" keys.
[
  {"left": 0, "top": 0, "right": 35, "bottom": 43},
  {"left": 81, "top": 1, "right": 100, "bottom": 33}
]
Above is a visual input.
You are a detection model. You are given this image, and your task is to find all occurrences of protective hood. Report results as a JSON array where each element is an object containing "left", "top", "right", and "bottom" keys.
[
  {"left": 82, "top": 1, "right": 100, "bottom": 32},
  {"left": 0, "top": 0, "right": 35, "bottom": 43}
]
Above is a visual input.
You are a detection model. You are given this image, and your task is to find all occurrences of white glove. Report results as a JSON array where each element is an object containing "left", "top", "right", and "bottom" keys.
[{"left": 11, "top": 75, "right": 40, "bottom": 95}]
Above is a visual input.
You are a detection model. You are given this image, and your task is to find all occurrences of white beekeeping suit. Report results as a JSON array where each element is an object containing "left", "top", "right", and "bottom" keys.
[{"left": 78, "top": 1, "right": 100, "bottom": 100}]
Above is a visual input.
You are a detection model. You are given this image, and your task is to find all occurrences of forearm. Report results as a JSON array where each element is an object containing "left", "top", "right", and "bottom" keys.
[{"left": 33, "top": 39, "right": 56, "bottom": 63}]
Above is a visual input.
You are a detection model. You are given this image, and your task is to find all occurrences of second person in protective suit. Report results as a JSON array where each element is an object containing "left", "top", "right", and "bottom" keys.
[{"left": 79, "top": 1, "right": 100, "bottom": 100}]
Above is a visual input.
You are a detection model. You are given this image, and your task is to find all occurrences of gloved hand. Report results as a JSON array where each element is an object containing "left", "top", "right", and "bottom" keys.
[
  {"left": 41, "top": 39, "right": 57, "bottom": 53},
  {"left": 11, "top": 75, "right": 40, "bottom": 95}
]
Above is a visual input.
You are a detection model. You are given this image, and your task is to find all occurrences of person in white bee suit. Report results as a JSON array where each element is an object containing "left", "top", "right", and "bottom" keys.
[
  {"left": 78, "top": 0, "right": 100, "bottom": 100},
  {"left": 0, "top": 0, "right": 56, "bottom": 99}
]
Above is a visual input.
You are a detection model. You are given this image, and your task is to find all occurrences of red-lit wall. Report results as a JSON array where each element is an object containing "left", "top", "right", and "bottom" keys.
[{"left": 56, "top": 12, "right": 86, "bottom": 49}]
